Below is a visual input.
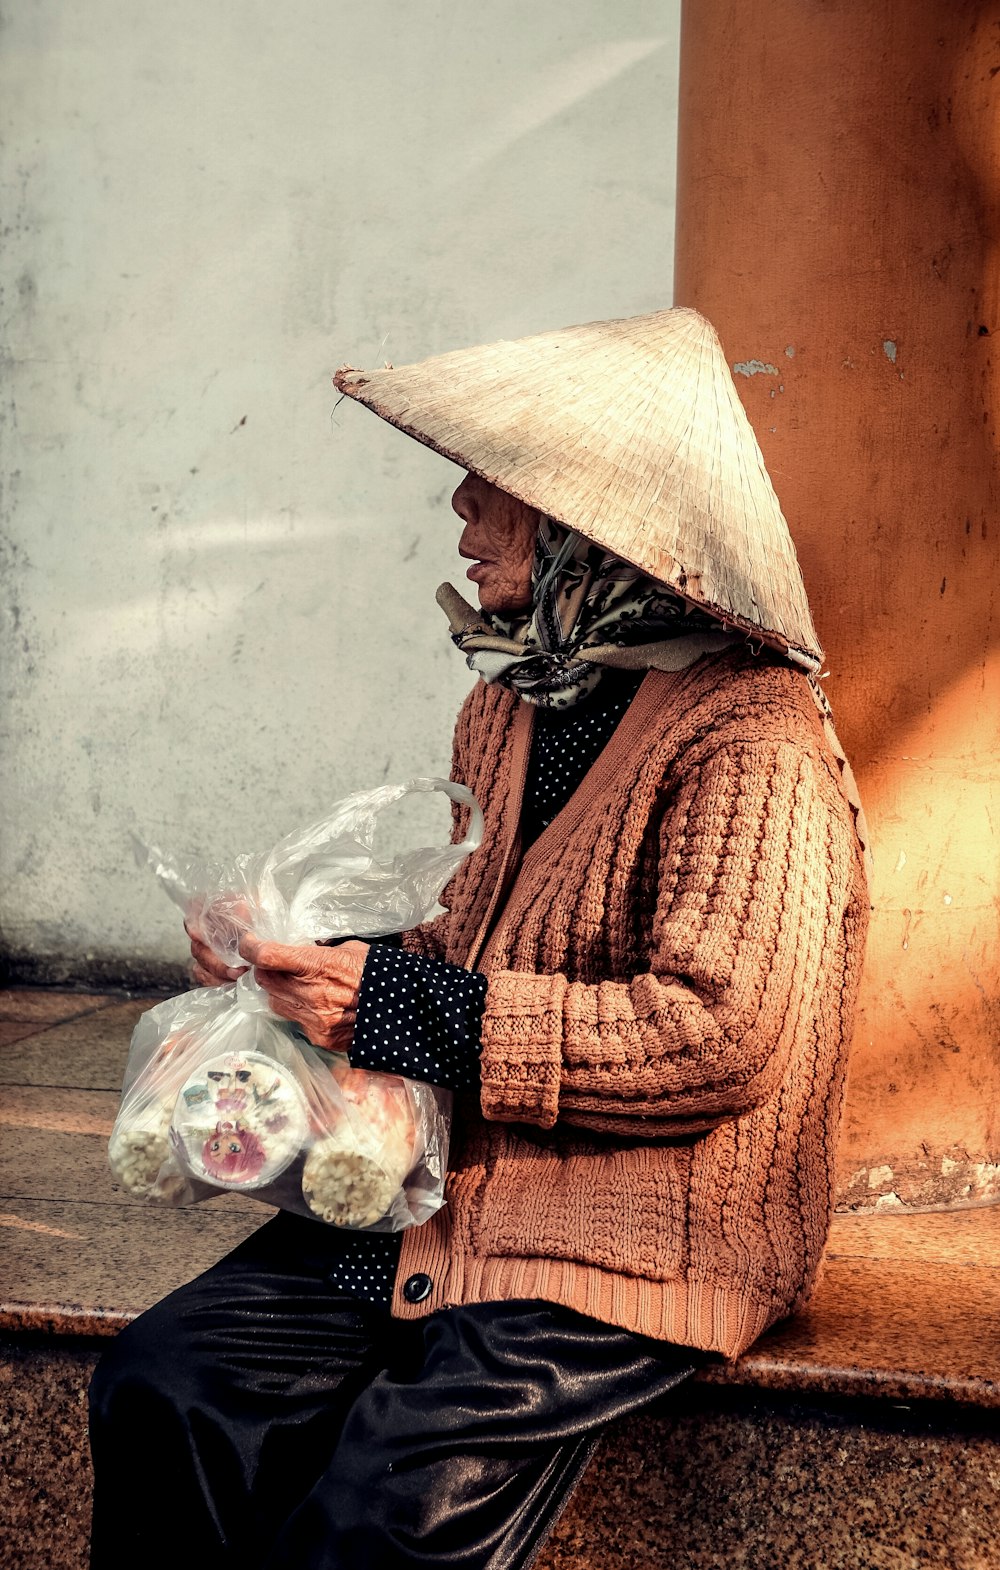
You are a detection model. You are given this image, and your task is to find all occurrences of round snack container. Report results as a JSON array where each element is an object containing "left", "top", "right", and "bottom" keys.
[
  {"left": 171, "top": 1049, "right": 309, "bottom": 1189},
  {"left": 301, "top": 1063, "right": 417, "bottom": 1228},
  {"left": 108, "top": 1100, "right": 191, "bottom": 1204}
]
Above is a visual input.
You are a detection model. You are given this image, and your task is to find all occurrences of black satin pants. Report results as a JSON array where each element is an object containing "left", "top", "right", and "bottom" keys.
[{"left": 89, "top": 1212, "right": 704, "bottom": 1570}]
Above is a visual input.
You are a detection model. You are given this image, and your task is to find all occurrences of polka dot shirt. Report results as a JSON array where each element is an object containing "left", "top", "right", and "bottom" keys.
[
  {"left": 325, "top": 669, "right": 646, "bottom": 1307},
  {"left": 519, "top": 669, "right": 645, "bottom": 845},
  {"left": 351, "top": 945, "right": 489, "bottom": 1092}
]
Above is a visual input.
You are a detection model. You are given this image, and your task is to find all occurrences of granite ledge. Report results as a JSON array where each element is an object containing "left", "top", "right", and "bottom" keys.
[
  {"left": 4, "top": 1303, "right": 996, "bottom": 1410},
  {"left": 3, "top": 1219, "right": 998, "bottom": 1406},
  {"left": 3, "top": 1310, "right": 992, "bottom": 1412},
  {"left": 699, "top": 1353, "right": 998, "bottom": 1408},
  {"left": 0, "top": 1301, "right": 132, "bottom": 1338}
]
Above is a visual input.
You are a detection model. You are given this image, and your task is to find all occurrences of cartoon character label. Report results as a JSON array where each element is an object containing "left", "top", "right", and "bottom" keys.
[{"left": 170, "top": 1050, "right": 308, "bottom": 1189}]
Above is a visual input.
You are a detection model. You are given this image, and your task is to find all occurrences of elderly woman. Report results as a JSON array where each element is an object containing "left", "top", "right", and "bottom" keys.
[{"left": 89, "top": 309, "right": 869, "bottom": 1570}]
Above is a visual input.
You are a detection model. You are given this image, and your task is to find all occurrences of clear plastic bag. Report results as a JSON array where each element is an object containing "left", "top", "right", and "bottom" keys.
[{"left": 109, "top": 778, "right": 483, "bottom": 1231}]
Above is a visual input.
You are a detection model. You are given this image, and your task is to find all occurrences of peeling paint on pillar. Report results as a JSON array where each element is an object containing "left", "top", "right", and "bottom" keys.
[
  {"left": 837, "top": 1149, "right": 1000, "bottom": 1213},
  {"left": 732, "top": 359, "right": 779, "bottom": 377}
]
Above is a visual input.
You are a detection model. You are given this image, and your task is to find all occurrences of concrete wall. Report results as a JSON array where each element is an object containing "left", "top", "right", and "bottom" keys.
[{"left": 1, "top": 2, "right": 681, "bottom": 984}]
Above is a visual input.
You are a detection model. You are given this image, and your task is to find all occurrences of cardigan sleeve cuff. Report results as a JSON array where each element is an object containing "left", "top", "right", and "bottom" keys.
[{"left": 478, "top": 970, "right": 568, "bottom": 1129}]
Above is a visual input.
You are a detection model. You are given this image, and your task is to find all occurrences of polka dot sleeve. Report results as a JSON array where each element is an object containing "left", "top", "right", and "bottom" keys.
[{"left": 350, "top": 946, "right": 488, "bottom": 1092}]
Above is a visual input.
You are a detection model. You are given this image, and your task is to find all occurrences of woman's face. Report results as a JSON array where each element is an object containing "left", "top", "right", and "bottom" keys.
[{"left": 452, "top": 472, "right": 540, "bottom": 615}]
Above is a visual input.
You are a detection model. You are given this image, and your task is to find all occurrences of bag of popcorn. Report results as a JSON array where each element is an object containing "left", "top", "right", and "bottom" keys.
[{"left": 109, "top": 778, "right": 483, "bottom": 1231}]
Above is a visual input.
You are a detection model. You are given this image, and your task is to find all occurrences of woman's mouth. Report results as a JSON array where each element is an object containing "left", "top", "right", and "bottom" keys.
[{"left": 466, "top": 562, "right": 490, "bottom": 582}]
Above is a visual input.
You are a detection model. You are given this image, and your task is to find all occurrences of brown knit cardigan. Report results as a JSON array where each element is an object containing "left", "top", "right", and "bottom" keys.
[{"left": 393, "top": 646, "right": 869, "bottom": 1359}]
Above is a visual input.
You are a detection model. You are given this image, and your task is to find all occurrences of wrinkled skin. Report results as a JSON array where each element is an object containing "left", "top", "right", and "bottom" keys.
[
  {"left": 186, "top": 917, "right": 249, "bottom": 987},
  {"left": 187, "top": 473, "right": 538, "bottom": 1050},
  {"left": 238, "top": 933, "right": 367, "bottom": 1053},
  {"left": 452, "top": 471, "right": 539, "bottom": 616}
]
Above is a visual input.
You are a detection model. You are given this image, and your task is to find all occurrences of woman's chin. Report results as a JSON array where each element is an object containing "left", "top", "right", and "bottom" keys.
[
  {"left": 479, "top": 593, "right": 531, "bottom": 617},
  {"left": 463, "top": 567, "right": 532, "bottom": 617}
]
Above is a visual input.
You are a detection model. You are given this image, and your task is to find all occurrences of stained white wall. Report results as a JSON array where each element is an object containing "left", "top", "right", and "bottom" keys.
[{"left": 1, "top": 1, "right": 682, "bottom": 985}]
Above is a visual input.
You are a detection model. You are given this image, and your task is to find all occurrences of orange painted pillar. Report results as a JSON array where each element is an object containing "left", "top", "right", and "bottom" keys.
[{"left": 675, "top": 0, "right": 1000, "bottom": 1209}]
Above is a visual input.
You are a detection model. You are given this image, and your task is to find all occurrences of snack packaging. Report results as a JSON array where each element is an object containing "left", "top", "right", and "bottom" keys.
[{"left": 109, "top": 778, "right": 483, "bottom": 1231}]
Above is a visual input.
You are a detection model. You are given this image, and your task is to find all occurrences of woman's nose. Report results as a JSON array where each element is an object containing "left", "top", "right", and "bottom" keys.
[{"left": 451, "top": 473, "right": 478, "bottom": 524}]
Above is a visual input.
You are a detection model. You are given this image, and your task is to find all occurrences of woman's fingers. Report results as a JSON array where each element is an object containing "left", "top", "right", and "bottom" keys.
[
  {"left": 236, "top": 937, "right": 369, "bottom": 1051},
  {"left": 188, "top": 934, "right": 226, "bottom": 974},
  {"left": 238, "top": 935, "right": 318, "bottom": 974},
  {"left": 189, "top": 934, "right": 245, "bottom": 983},
  {"left": 238, "top": 935, "right": 369, "bottom": 983},
  {"left": 253, "top": 966, "right": 355, "bottom": 1011}
]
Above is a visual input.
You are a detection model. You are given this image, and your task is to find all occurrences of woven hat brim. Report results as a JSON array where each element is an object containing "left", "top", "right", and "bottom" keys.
[{"left": 334, "top": 309, "right": 822, "bottom": 668}]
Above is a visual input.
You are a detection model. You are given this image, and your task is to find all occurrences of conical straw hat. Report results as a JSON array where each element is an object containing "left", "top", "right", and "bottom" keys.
[{"left": 334, "top": 308, "right": 822, "bottom": 668}]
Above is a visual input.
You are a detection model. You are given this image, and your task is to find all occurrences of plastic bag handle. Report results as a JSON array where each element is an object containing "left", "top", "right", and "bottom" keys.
[{"left": 430, "top": 780, "right": 485, "bottom": 856}]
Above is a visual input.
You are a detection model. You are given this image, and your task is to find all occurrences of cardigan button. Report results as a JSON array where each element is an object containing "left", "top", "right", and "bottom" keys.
[{"left": 402, "top": 1272, "right": 433, "bottom": 1304}]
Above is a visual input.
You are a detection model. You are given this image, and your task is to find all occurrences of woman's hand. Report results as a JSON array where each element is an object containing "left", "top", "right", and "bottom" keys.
[
  {"left": 239, "top": 934, "right": 371, "bottom": 1053},
  {"left": 185, "top": 909, "right": 249, "bottom": 989}
]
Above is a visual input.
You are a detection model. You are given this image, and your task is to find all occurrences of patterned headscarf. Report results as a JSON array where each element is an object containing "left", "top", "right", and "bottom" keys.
[
  {"left": 449, "top": 517, "right": 733, "bottom": 709},
  {"left": 439, "top": 517, "right": 872, "bottom": 879}
]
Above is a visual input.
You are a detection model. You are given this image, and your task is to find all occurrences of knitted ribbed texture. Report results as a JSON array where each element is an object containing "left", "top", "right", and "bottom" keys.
[{"left": 396, "top": 648, "right": 869, "bottom": 1358}]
